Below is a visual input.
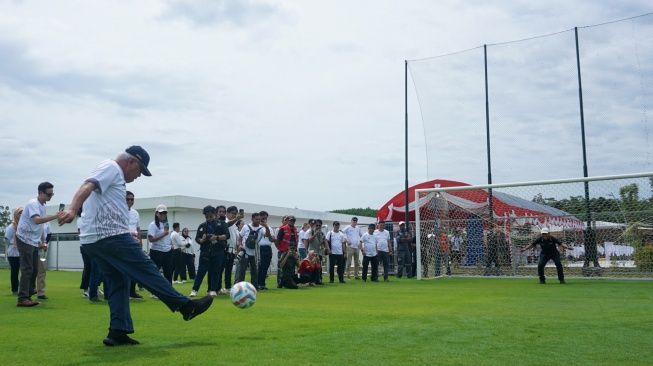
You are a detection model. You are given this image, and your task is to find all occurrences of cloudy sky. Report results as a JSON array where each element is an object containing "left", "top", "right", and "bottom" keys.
[{"left": 0, "top": 0, "right": 651, "bottom": 212}]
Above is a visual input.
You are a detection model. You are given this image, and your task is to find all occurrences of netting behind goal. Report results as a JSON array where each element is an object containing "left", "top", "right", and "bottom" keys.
[{"left": 414, "top": 173, "right": 653, "bottom": 280}]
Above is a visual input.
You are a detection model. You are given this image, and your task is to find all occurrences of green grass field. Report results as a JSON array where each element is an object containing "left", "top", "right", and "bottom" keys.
[{"left": 1, "top": 271, "right": 652, "bottom": 365}]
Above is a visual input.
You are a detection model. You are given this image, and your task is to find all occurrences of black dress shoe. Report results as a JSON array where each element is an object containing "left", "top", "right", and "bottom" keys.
[
  {"left": 179, "top": 295, "right": 214, "bottom": 321},
  {"left": 90, "top": 296, "right": 103, "bottom": 302},
  {"left": 37, "top": 295, "right": 49, "bottom": 300},
  {"left": 103, "top": 330, "right": 140, "bottom": 346}
]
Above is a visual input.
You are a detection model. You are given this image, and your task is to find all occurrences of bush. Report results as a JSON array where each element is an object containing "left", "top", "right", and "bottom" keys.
[{"left": 633, "top": 245, "right": 653, "bottom": 272}]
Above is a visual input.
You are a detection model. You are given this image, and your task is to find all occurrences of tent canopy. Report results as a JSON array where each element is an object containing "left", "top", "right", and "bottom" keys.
[{"left": 377, "top": 179, "right": 583, "bottom": 229}]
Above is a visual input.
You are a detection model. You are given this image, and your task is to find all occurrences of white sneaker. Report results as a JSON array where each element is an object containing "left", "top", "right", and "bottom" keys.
[
  {"left": 82, "top": 290, "right": 89, "bottom": 298},
  {"left": 97, "top": 288, "right": 104, "bottom": 296},
  {"left": 209, "top": 291, "right": 217, "bottom": 297},
  {"left": 173, "top": 280, "right": 181, "bottom": 284},
  {"left": 189, "top": 290, "right": 197, "bottom": 297},
  {"left": 150, "top": 294, "right": 158, "bottom": 299},
  {"left": 218, "top": 289, "right": 227, "bottom": 295}
]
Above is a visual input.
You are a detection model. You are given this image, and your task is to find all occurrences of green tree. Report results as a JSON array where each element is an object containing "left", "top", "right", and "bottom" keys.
[
  {"left": 0, "top": 205, "right": 11, "bottom": 236},
  {"left": 329, "top": 207, "right": 378, "bottom": 218}
]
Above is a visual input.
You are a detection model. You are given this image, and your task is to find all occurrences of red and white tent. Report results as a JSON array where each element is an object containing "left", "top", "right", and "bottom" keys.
[{"left": 377, "top": 179, "right": 583, "bottom": 229}]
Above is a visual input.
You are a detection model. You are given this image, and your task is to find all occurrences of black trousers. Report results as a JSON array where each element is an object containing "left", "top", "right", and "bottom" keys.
[
  {"left": 149, "top": 249, "right": 174, "bottom": 284},
  {"left": 378, "top": 251, "right": 390, "bottom": 280},
  {"left": 173, "top": 249, "right": 187, "bottom": 281},
  {"left": 362, "top": 255, "right": 379, "bottom": 281},
  {"left": 538, "top": 252, "right": 565, "bottom": 282},
  {"left": 329, "top": 253, "right": 345, "bottom": 282},
  {"left": 222, "top": 252, "right": 233, "bottom": 288}
]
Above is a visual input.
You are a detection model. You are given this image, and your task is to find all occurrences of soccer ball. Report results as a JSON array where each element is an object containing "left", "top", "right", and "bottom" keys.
[{"left": 230, "top": 281, "right": 257, "bottom": 309}]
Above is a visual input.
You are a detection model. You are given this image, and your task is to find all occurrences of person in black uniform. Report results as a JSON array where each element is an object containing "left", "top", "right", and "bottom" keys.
[{"left": 519, "top": 227, "right": 572, "bottom": 284}]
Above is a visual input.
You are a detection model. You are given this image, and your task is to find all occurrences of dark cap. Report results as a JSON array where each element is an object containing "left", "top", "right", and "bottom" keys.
[
  {"left": 368, "top": 223, "right": 376, "bottom": 229},
  {"left": 125, "top": 145, "right": 152, "bottom": 176},
  {"left": 287, "top": 215, "right": 296, "bottom": 221},
  {"left": 352, "top": 217, "right": 358, "bottom": 221},
  {"left": 333, "top": 221, "right": 340, "bottom": 226}
]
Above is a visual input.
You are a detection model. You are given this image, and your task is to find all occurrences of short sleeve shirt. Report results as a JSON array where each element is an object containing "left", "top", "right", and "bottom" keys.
[
  {"left": 128, "top": 208, "right": 140, "bottom": 233},
  {"left": 374, "top": 229, "right": 391, "bottom": 252},
  {"left": 531, "top": 236, "right": 562, "bottom": 256},
  {"left": 361, "top": 232, "right": 378, "bottom": 257},
  {"left": 326, "top": 231, "right": 346, "bottom": 255},
  {"left": 148, "top": 221, "right": 172, "bottom": 252},
  {"left": 17, "top": 198, "right": 46, "bottom": 246},
  {"left": 79, "top": 160, "right": 130, "bottom": 244},
  {"left": 240, "top": 224, "right": 263, "bottom": 256},
  {"left": 343, "top": 225, "right": 362, "bottom": 249}
]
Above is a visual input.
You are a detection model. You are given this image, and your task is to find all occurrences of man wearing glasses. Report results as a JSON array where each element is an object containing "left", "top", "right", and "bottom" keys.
[
  {"left": 58, "top": 146, "right": 213, "bottom": 346},
  {"left": 16, "top": 182, "right": 64, "bottom": 307}
]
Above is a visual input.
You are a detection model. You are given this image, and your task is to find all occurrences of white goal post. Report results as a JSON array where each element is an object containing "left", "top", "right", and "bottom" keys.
[{"left": 414, "top": 172, "right": 653, "bottom": 280}]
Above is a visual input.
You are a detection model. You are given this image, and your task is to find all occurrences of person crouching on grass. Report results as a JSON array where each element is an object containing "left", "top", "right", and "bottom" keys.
[
  {"left": 298, "top": 250, "right": 323, "bottom": 286},
  {"left": 278, "top": 244, "right": 304, "bottom": 289},
  {"left": 58, "top": 146, "right": 213, "bottom": 346},
  {"left": 519, "top": 227, "right": 572, "bottom": 284}
]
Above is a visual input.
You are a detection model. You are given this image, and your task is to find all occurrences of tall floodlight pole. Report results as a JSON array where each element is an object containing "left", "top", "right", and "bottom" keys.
[
  {"left": 484, "top": 45, "right": 494, "bottom": 229},
  {"left": 575, "top": 27, "right": 595, "bottom": 269},
  {"left": 405, "top": 61, "right": 410, "bottom": 227}
]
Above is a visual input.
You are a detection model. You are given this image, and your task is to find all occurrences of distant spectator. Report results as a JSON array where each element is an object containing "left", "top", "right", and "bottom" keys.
[
  {"left": 343, "top": 217, "right": 362, "bottom": 280},
  {"left": 278, "top": 245, "right": 303, "bottom": 289},
  {"left": 325, "top": 221, "right": 346, "bottom": 283},
  {"left": 298, "top": 250, "right": 323, "bottom": 286},
  {"left": 361, "top": 224, "right": 379, "bottom": 282},
  {"left": 374, "top": 222, "right": 392, "bottom": 282},
  {"left": 519, "top": 227, "right": 572, "bottom": 284},
  {"left": 4, "top": 207, "right": 24, "bottom": 296},
  {"left": 395, "top": 221, "right": 412, "bottom": 279}
]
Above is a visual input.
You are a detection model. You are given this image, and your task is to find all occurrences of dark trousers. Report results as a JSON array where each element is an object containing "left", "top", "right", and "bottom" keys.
[
  {"left": 276, "top": 250, "right": 286, "bottom": 286},
  {"left": 280, "top": 272, "right": 311, "bottom": 289},
  {"left": 194, "top": 251, "right": 224, "bottom": 292},
  {"left": 362, "top": 255, "right": 378, "bottom": 281},
  {"left": 150, "top": 249, "right": 174, "bottom": 284},
  {"left": 16, "top": 238, "right": 38, "bottom": 301},
  {"left": 328, "top": 253, "right": 345, "bottom": 282},
  {"left": 173, "top": 249, "right": 186, "bottom": 281},
  {"left": 222, "top": 252, "right": 233, "bottom": 289},
  {"left": 257, "top": 246, "right": 273, "bottom": 288},
  {"left": 299, "top": 269, "right": 320, "bottom": 284},
  {"left": 235, "top": 254, "right": 258, "bottom": 287},
  {"left": 80, "top": 245, "right": 91, "bottom": 290},
  {"left": 396, "top": 250, "right": 412, "bottom": 278},
  {"left": 538, "top": 252, "right": 565, "bottom": 282},
  {"left": 185, "top": 253, "right": 197, "bottom": 280},
  {"left": 378, "top": 251, "right": 390, "bottom": 280},
  {"left": 9, "top": 256, "right": 20, "bottom": 293},
  {"left": 83, "top": 234, "right": 189, "bottom": 333}
]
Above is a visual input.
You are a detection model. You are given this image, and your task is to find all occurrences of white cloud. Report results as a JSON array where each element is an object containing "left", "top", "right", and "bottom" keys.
[{"left": 0, "top": 0, "right": 651, "bottom": 216}]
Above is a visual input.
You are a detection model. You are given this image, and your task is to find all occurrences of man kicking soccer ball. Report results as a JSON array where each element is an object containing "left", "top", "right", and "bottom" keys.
[{"left": 58, "top": 146, "right": 213, "bottom": 346}]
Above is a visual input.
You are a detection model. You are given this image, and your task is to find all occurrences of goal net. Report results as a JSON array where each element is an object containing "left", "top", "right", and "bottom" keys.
[{"left": 414, "top": 173, "right": 653, "bottom": 280}]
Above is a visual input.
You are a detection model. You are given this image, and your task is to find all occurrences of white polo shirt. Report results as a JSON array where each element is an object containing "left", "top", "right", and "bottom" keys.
[
  {"left": 374, "top": 229, "right": 391, "bottom": 252},
  {"left": 17, "top": 198, "right": 46, "bottom": 246}
]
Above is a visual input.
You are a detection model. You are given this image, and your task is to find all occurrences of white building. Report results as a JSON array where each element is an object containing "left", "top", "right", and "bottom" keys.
[{"left": 45, "top": 195, "right": 376, "bottom": 271}]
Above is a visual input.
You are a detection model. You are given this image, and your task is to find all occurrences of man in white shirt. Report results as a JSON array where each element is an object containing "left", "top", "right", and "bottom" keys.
[
  {"left": 326, "top": 221, "right": 347, "bottom": 283},
  {"left": 16, "top": 182, "right": 63, "bottom": 307},
  {"left": 236, "top": 212, "right": 263, "bottom": 286},
  {"left": 171, "top": 222, "right": 186, "bottom": 284},
  {"left": 374, "top": 222, "right": 393, "bottom": 282},
  {"left": 126, "top": 191, "right": 144, "bottom": 297},
  {"left": 58, "top": 146, "right": 213, "bottom": 346},
  {"left": 342, "top": 217, "right": 362, "bottom": 280},
  {"left": 360, "top": 224, "right": 379, "bottom": 282}
]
